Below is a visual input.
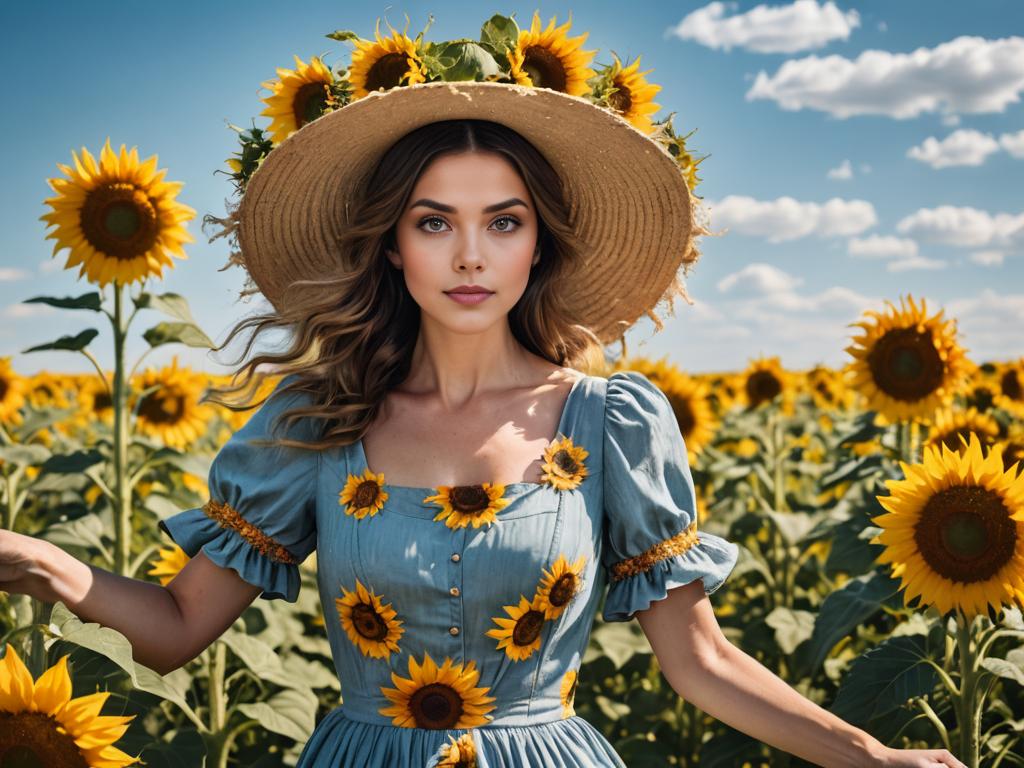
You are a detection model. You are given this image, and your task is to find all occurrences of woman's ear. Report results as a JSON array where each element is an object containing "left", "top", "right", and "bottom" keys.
[{"left": 385, "top": 247, "right": 402, "bottom": 270}]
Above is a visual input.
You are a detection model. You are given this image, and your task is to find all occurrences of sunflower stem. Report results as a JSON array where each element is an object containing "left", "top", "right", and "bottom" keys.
[
  {"left": 112, "top": 283, "right": 133, "bottom": 576},
  {"left": 77, "top": 348, "right": 112, "bottom": 396},
  {"left": 955, "top": 611, "right": 981, "bottom": 768},
  {"left": 913, "top": 695, "right": 953, "bottom": 753},
  {"left": 908, "top": 419, "right": 920, "bottom": 464},
  {"left": 208, "top": 640, "right": 228, "bottom": 733}
]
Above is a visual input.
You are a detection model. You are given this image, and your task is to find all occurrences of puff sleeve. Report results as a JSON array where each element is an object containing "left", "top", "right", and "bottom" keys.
[
  {"left": 600, "top": 371, "right": 739, "bottom": 622},
  {"left": 157, "top": 375, "right": 319, "bottom": 602}
]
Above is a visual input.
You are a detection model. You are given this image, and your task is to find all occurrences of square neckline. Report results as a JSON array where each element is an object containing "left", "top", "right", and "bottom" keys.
[{"left": 353, "top": 372, "right": 589, "bottom": 493}]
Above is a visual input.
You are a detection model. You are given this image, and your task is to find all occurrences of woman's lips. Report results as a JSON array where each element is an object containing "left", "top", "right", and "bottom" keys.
[{"left": 445, "top": 291, "right": 494, "bottom": 305}]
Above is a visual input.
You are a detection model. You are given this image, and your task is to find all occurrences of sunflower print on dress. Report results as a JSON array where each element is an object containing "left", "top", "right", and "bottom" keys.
[
  {"left": 379, "top": 651, "right": 496, "bottom": 729},
  {"left": 339, "top": 467, "right": 389, "bottom": 519},
  {"left": 485, "top": 593, "right": 549, "bottom": 661},
  {"left": 335, "top": 578, "right": 405, "bottom": 660},
  {"left": 560, "top": 667, "right": 579, "bottom": 718},
  {"left": 434, "top": 732, "right": 479, "bottom": 768},
  {"left": 539, "top": 435, "right": 589, "bottom": 491},
  {"left": 424, "top": 483, "right": 511, "bottom": 530},
  {"left": 535, "top": 554, "right": 586, "bottom": 620}
]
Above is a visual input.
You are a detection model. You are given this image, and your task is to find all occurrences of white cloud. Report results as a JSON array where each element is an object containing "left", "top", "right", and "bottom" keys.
[
  {"left": 944, "top": 288, "right": 1024, "bottom": 361},
  {"left": 827, "top": 159, "right": 853, "bottom": 179},
  {"left": 1000, "top": 129, "right": 1024, "bottom": 158},
  {"left": 707, "top": 195, "right": 877, "bottom": 242},
  {"left": 717, "top": 263, "right": 803, "bottom": 294},
  {"left": 942, "top": 113, "right": 962, "bottom": 127},
  {"left": 848, "top": 235, "right": 918, "bottom": 258},
  {"left": 670, "top": 0, "right": 860, "bottom": 54},
  {"left": 2, "top": 303, "right": 55, "bottom": 319},
  {"left": 746, "top": 35, "right": 1024, "bottom": 119},
  {"left": 896, "top": 205, "right": 1024, "bottom": 248},
  {"left": 0, "top": 268, "right": 31, "bottom": 282},
  {"left": 39, "top": 258, "right": 64, "bottom": 274},
  {"left": 907, "top": 129, "right": 1002, "bottom": 168},
  {"left": 886, "top": 255, "right": 947, "bottom": 272},
  {"left": 970, "top": 250, "right": 1006, "bottom": 266}
]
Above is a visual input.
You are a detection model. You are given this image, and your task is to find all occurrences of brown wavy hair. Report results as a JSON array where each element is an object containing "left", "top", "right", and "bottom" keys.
[{"left": 203, "top": 118, "right": 608, "bottom": 450}]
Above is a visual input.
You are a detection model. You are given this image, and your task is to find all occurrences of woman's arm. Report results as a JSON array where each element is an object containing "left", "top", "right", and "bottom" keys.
[{"left": 636, "top": 580, "right": 967, "bottom": 768}]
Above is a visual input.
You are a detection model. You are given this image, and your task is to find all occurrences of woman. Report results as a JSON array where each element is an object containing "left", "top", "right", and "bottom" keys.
[{"left": 0, "top": 80, "right": 965, "bottom": 767}]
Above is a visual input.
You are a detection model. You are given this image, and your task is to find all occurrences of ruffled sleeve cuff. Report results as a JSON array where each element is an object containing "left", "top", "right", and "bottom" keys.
[
  {"left": 602, "top": 526, "right": 739, "bottom": 623},
  {"left": 158, "top": 504, "right": 304, "bottom": 603}
]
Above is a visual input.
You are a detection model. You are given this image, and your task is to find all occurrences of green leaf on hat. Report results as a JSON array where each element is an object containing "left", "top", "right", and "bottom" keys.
[{"left": 433, "top": 40, "right": 501, "bottom": 82}]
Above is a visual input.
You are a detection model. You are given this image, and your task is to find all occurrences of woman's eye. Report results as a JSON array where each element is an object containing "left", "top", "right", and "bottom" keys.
[{"left": 416, "top": 215, "right": 521, "bottom": 234}]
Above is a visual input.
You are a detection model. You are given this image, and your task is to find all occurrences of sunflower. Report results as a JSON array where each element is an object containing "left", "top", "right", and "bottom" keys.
[
  {"left": 146, "top": 544, "right": 190, "bottom": 586},
  {"left": 539, "top": 436, "right": 589, "bottom": 491},
  {"left": 339, "top": 468, "right": 389, "bottom": 519},
  {"left": 130, "top": 357, "right": 214, "bottom": 451},
  {"left": 870, "top": 433, "right": 1024, "bottom": 619},
  {"left": 844, "top": 294, "right": 976, "bottom": 425},
  {"left": 922, "top": 406, "right": 1001, "bottom": 457},
  {"left": 73, "top": 375, "right": 114, "bottom": 430},
  {"left": 39, "top": 138, "right": 196, "bottom": 288},
  {"left": 435, "top": 732, "right": 478, "bottom": 768},
  {"left": 993, "top": 358, "right": 1024, "bottom": 420},
  {"left": 962, "top": 363, "right": 999, "bottom": 413},
  {"left": 0, "top": 356, "right": 27, "bottom": 426},
  {"left": 535, "top": 554, "right": 586, "bottom": 620},
  {"left": 485, "top": 593, "right": 549, "bottom": 661},
  {"left": 740, "top": 355, "right": 795, "bottom": 414},
  {"left": 335, "top": 578, "right": 405, "bottom": 659},
  {"left": 260, "top": 55, "right": 337, "bottom": 145},
  {"left": 379, "top": 651, "right": 495, "bottom": 729},
  {"left": 559, "top": 668, "right": 578, "bottom": 718},
  {"left": 507, "top": 11, "right": 597, "bottom": 96},
  {"left": 425, "top": 484, "right": 511, "bottom": 529},
  {"left": 24, "top": 371, "right": 74, "bottom": 411},
  {"left": 589, "top": 52, "right": 662, "bottom": 134},
  {"left": 646, "top": 361, "right": 719, "bottom": 462},
  {"left": 999, "top": 423, "right": 1024, "bottom": 477},
  {"left": 348, "top": 18, "right": 428, "bottom": 100},
  {"left": 0, "top": 643, "right": 139, "bottom": 767},
  {"left": 803, "top": 365, "right": 856, "bottom": 413}
]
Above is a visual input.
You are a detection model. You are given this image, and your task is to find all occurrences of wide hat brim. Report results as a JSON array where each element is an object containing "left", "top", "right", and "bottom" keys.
[{"left": 237, "top": 79, "right": 701, "bottom": 346}]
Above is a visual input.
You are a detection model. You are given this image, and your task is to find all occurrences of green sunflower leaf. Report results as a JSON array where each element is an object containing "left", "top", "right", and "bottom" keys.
[
  {"left": 134, "top": 291, "right": 198, "bottom": 324},
  {"left": 237, "top": 687, "right": 318, "bottom": 742},
  {"left": 435, "top": 41, "right": 501, "bottom": 82},
  {"left": 23, "top": 292, "right": 102, "bottom": 311},
  {"left": 22, "top": 328, "right": 99, "bottom": 353},
  {"left": 142, "top": 321, "right": 214, "bottom": 349},
  {"left": 480, "top": 14, "right": 520, "bottom": 51}
]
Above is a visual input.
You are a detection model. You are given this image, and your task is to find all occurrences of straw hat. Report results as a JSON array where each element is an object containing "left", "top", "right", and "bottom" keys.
[{"left": 217, "top": 14, "right": 710, "bottom": 347}]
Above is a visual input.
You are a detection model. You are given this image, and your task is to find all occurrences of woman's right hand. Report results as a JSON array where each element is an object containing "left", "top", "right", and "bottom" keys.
[{"left": 0, "top": 530, "right": 58, "bottom": 602}]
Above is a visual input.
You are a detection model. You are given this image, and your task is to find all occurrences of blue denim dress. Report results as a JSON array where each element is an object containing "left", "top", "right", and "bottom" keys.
[{"left": 159, "top": 370, "right": 739, "bottom": 767}]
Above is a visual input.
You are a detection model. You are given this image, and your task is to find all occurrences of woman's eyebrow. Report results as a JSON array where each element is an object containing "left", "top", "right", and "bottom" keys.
[{"left": 409, "top": 197, "right": 530, "bottom": 213}]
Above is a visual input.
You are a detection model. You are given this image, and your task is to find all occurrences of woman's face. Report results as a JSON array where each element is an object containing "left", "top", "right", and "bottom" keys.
[{"left": 388, "top": 150, "right": 539, "bottom": 333}]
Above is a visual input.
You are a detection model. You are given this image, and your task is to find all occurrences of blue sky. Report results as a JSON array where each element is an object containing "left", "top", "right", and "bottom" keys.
[{"left": 2, "top": 0, "right": 1021, "bottom": 377}]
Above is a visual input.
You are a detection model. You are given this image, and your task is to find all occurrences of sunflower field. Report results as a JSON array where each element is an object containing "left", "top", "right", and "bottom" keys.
[{"left": 3, "top": 10, "right": 1024, "bottom": 768}]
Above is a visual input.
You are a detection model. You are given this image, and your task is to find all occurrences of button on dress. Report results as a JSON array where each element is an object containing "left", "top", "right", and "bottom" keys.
[{"left": 159, "top": 370, "right": 740, "bottom": 767}]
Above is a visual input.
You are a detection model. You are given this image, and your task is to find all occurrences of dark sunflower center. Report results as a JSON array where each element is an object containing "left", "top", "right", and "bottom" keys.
[
  {"left": 868, "top": 327, "right": 945, "bottom": 403},
  {"left": 292, "top": 82, "right": 329, "bottom": 129},
  {"left": 0, "top": 711, "right": 89, "bottom": 768},
  {"left": 667, "top": 395, "right": 696, "bottom": 438},
  {"left": 967, "top": 385, "right": 994, "bottom": 412},
  {"left": 450, "top": 485, "right": 490, "bottom": 514},
  {"left": 354, "top": 481, "right": 381, "bottom": 509},
  {"left": 913, "top": 485, "right": 1016, "bottom": 582},
  {"left": 746, "top": 371, "right": 781, "bottom": 407},
  {"left": 522, "top": 46, "right": 567, "bottom": 91},
  {"left": 410, "top": 683, "right": 463, "bottom": 729},
  {"left": 553, "top": 449, "right": 579, "bottom": 475},
  {"left": 81, "top": 183, "right": 159, "bottom": 261},
  {"left": 1001, "top": 369, "right": 1022, "bottom": 402},
  {"left": 512, "top": 609, "right": 546, "bottom": 645},
  {"left": 0, "top": 378, "right": 8, "bottom": 401},
  {"left": 365, "top": 53, "right": 411, "bottom": 92},
  {"left": 352, "top": 603, "right": 388, "bottom": 641},
  {"left": 607, "top": 80, "right": 633, "bottom": 113},
  {"left": 549, "top": 574, "right": 577, "bottom": 606},
  {"left": 138, "top": 389, "right": 186, "bottom": 425},
  {"left": 93, "top": 391, "right": 113, "bottom": 412}
]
